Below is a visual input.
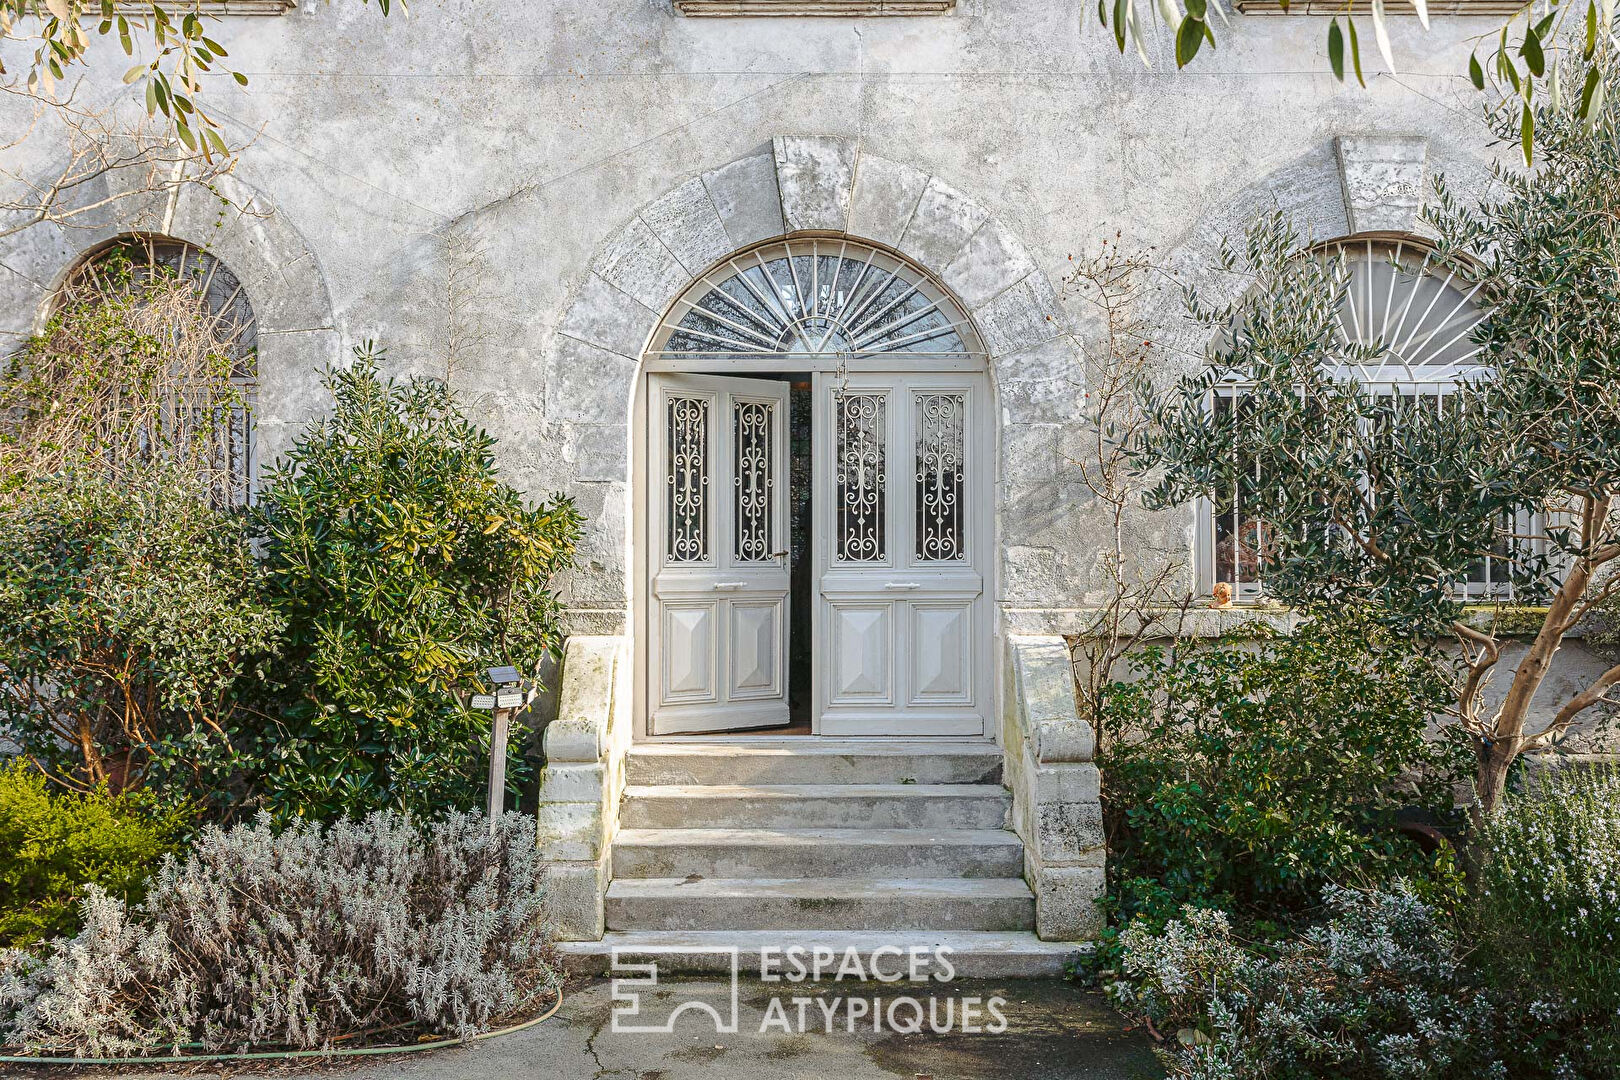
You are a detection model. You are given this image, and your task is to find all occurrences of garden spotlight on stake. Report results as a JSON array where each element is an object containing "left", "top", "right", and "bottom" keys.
[{"left": 472, "top": 665, "right": 535, "bottom": 830}]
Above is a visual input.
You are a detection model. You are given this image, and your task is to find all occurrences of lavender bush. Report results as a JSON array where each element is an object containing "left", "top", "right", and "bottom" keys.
[
  {"left": 0, "top": 809, "right": 555, "bottom": 1056},
  {"left": 1112, "top": 885, "right": 1504, "bottom": 1080}
]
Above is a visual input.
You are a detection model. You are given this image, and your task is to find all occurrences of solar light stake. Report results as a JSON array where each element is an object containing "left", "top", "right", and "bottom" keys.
[
  {"left": 479, "top": 665, "right": 532, "bottom": 834},
  {"left": 486, "top": 706, "right": 510, "bottom": 832}
]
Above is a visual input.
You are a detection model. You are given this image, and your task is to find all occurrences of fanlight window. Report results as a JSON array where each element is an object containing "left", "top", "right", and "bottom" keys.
[
  {"left": 1207, "top": 236, "right": 1502, "bottom": 600},
  {"left": 1318, "top": 236, "right": 1489, "bottom": 385},
  {"left": 650, "top": 239, "right": 980, "bottom": 364}
]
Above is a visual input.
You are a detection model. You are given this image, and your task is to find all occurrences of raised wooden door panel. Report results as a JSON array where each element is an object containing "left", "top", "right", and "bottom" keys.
[
  {"left": 826, "top": 600, "right": 896, "bottom": 704},
  {"left": 813, "top": 374, "right": 990, "bottom": 736},
  {"left": 728, "top": 600, "right": 784, "bottom": 699},
  {"left": 659, "top": 602, "right": 718, "bottom": 702},
  {"left": 648, "top": 374, "right": 791, "bottom": 734},
  {"left": 908, "top": 598, "right": 975, "bottom": 706}
]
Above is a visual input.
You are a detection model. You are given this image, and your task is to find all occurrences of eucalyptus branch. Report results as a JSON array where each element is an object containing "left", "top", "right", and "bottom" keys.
[
  {"left": 1, "top": 0, "right": 395, "bottom": 159},
  {"left": 0, "top": 90, "right": 257, "bottom": 242}
]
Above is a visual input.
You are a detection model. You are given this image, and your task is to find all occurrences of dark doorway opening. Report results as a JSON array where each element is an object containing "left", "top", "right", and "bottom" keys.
[{"left": 787, "top": 378, "right": 812, "bottom": 729}]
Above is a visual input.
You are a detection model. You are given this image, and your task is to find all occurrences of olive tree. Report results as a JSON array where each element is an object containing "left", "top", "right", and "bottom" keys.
[
  {"left": 1140, "top": 78, "right": 1620, "bottom": 813},
  {"left": 1, "top": 0, "right": 393, "bottom": 151}
]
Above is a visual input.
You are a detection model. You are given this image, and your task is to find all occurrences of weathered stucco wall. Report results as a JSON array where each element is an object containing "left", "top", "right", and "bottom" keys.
[{"left": 0, "top": 2, "right": 1512, "bottom": 636}]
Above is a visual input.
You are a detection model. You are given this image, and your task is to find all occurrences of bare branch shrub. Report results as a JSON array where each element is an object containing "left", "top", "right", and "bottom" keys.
[
  {"left": 1, "top": 235, "right": 255, "bottom": 506},
  {"left": 1063, "top": 237, "right": 1198, "bottom": 734}
]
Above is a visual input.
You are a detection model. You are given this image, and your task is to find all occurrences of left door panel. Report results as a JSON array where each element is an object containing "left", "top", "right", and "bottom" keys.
[{"left": 649, "top": 374, "right": 791, "bottom": 734}]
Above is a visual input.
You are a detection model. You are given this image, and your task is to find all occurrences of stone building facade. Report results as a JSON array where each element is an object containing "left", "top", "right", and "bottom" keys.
[{"left": 0, "top": 2, "right": 1534, "bottom": 967}]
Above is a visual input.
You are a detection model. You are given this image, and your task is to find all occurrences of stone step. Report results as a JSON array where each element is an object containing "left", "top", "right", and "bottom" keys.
[
  {"left": 627, "top": 740, "right": 1003, "bottom": 786},
  {"left": 619, "top": 784, "right": 1012, "bottom": 830},
  {"left": 605, "top": 877, "right": 1035, "bottom": 932},
  {"left": 558, "top": 930, "right": 1086, "bottom": 979},
  {"left": 611, "top": 827, "right": 1025, "bottom": 880}
]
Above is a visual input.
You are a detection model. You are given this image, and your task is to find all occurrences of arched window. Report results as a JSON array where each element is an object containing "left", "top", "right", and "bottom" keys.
[
  {"left": 647, "top": 238, "right": 982, "bottom": 367},
  {"left": 45, "top": 236, "right": 258, "bottom": 505},
  {"left": 1203, "top": 234, "right": 1500, "bottom": 599},
  {"left": 1316, "top": 235, "right": 1490, "bottom": 384}
]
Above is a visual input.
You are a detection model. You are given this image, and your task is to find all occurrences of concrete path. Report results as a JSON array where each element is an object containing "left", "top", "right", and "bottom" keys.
[
  {"left": 278, "top": 977, "right": 1158, "bottom": 1080},
  {"left": 11, "top": 977, "right": 1160, "bottom": 1080}
]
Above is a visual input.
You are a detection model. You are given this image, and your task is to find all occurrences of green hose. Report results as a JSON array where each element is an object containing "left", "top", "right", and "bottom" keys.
[{"left": 0, "top": 987, "right": 563, "bottom": 1066}]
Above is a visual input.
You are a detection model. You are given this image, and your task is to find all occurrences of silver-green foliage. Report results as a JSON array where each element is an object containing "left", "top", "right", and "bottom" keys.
[
  {"left": 0, "top": 809, "right": 554, "bottom": 1056},
  {"left": 1141, "top": 81, "right": 1620, "bottom": 813},
  {"left": 1114, "top": 885, "right": 1505, "bottom": 1080}
]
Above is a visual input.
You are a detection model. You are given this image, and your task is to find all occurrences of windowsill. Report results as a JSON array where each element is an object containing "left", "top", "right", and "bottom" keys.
[
  {"left": 1203, "top": 602, "right": 1597, "bottom": 641},
  {"left": 674, "top": 0, "right": 954, "bottom": 15},
  {"left": 1065, "top": 602, "right": 1614, "bottom": 644},
  {"left": 108, "top": 0, "right": 294, "bottom": 13},
  {"left": 1233, "top": 0, "right": 1520, "bottom": 13}
]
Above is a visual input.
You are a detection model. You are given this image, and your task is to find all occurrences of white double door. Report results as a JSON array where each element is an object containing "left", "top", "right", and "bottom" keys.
[{"left": 648, "top": 371, "right": 989, "bottom": 736}]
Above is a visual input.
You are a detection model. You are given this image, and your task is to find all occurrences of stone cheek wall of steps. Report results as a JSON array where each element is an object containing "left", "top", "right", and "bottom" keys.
[{"left": 535, "top": 635, "right": 1106, "bottom": 979}]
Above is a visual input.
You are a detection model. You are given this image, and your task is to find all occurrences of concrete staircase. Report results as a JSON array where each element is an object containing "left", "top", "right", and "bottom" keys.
[{"left": 556, "top": 739, "right": 1083, "bottom": 978}]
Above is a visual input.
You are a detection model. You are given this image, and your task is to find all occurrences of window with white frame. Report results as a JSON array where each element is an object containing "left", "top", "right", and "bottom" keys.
[{"left": 1199, "top": 234, "right": 1521, "bottom": 601}]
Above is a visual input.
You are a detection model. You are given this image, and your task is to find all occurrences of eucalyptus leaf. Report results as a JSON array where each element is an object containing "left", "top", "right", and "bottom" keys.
[
  {"left": 1177, "top": 15, "right": 1205, "bottom": 68},
  {"left": 1521, "top": 27, "right": 1545, "bottom": 78},
  {"left": 1370, "top": 0, "right": 1396, "bottom": 74}
]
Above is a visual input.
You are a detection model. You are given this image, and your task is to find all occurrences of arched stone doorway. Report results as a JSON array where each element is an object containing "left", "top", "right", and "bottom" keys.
[
  {"left": 635, "top": 237, "right": 993, "bottom": 737},
  {"left": 542, "top": 136, "right": 1084, "bottom": 740}
]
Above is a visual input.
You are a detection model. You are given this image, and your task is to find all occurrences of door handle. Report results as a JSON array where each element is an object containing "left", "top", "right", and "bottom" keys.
[
  {"left": 713, "top": 581, "right": 748, "bottom": 590},
  {"left": 883, "top": 582, "right": 922, "bottom": 590}
]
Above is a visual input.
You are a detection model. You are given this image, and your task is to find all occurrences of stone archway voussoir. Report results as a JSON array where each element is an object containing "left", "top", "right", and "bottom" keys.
[
  {"left": 636, "top": 175, "right": 735, "bottom": 277},
  {"left": 895, "top": 175, "right": 990, "bottom": 276},
  {"left": 846, "top": 153, "right": 929, "bottom": 248},
  {"left": 941, "top": 216, "right": 1040, "bottom": 312},
  {"left": 590, "top": 217, "right": 692, "bottom": 315},
  {"left": 556, "top": 272, "right": 657, "bottom": 361},
  {"left": 702, "top": 152, "right": 785, "bottom": 250}
]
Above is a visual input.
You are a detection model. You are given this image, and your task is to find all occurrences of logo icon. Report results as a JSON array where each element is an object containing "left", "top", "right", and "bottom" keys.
[{"left": 610, "top": 946, "right": 741, "bottom": 1034}]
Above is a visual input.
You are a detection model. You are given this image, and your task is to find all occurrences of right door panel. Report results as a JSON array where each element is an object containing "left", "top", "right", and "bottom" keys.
[{"left": 814, "top": 373, "right": 990, "bottom": 736}]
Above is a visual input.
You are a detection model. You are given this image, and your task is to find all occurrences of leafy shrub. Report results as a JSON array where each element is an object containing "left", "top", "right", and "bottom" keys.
[
  {"left": 0, "top": 809, "right": 554, "bottom": 1056},
  {"left": 1113, "top": 886, "right": 1504, "bottom": 1080},
  {"left": 0, "top": 761, "right": 184, "bottom": 949},
  {"left": 0, "top": 465, "right": 282, "bottom": 806},
  {"left": 252, "top": 349, "right": 581, "bottom": 822},
  {"left": 1467, "top": 765, "right": 1620, "bottom": 1075},
  {"left": 1100, "top": 610, "right": 1469, "bottom": 930}
]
